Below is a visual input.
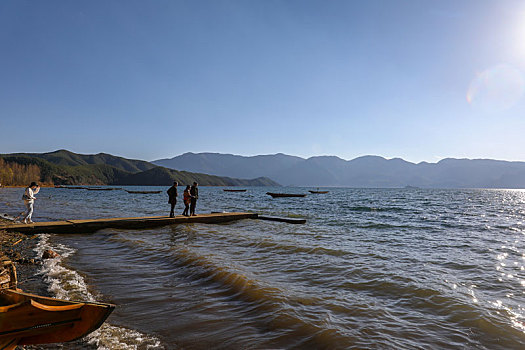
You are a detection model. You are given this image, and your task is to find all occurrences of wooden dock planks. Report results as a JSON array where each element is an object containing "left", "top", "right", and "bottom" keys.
[
  {"left": 0, "top": 212, "right": 258, "bottom": 234},
  {"left": 257, "top": 215, "right": 307, "bottom": 224}
]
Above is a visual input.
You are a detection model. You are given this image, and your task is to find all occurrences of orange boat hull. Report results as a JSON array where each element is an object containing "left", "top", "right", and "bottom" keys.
[{"left": 0, "top": 289, "right": 114, "bottom": 348}]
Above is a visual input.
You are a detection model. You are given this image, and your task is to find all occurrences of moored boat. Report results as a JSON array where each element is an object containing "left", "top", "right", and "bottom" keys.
[
  {"left": 0, "top": 289, "right": 114, "bottom": 349},
  {"left": 125, "top": 190, "right": 162, "bottom": 194},
  {"left": 0, "top": 289, "right": 115, "bottom": 350},
  {"left": 0, "top": 258, "right": 114, "bottom": 350},
  {"left": 308, "top": 190, "right": 329, "bottom": 194},
  {"left": 266, "top": 192, "right": 307, "bottom": 198}
]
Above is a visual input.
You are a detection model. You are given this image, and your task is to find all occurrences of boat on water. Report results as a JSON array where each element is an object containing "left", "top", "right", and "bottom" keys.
[
  {"left": 309, "top": 190, "right": 329, "bottom": 194},
  {"left": 223, "top": 189, "right": 247, "bottom": 192},
  {"left": 86, "top": 187, "right": 122, "bottom": 191},
  {"left": 125, "top": 190, "right": 162, "bottom": 194},
  {"left": 0, "top": 260, "right": 114, "bottom": 350},
  {"left": 266, "top": 192, "right": 307, "bottom": 198}
]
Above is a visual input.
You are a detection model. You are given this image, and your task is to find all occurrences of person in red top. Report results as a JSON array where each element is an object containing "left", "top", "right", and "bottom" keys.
[{"left": 182, "top": 185, "right": 191, "bottom": 216}]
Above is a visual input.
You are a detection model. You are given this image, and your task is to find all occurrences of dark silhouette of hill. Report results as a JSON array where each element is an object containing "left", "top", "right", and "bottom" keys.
[
  {"left": 0, "top": 150, "right": 279, "bottom": 186},
  {"left": 154, "top": 153, "right": 525, "bottom": 188},
  {"left": 119, "top": 167, "right": 277, "bottom": 186},
  {"left": 6, "top": 149, "right": 156, "bottom": 173}
]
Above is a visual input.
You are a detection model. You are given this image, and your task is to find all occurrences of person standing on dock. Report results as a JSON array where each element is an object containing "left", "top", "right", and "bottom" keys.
[
  {"left": 182, "top": 185, "right": 191, "bottom": 216},
  {"left": 190, "top": 182, "right": 198, "bottom": 216},
  {"left": 167, "top": 181, "right": 178, "bottom": 218},
  {"left": 17, "top": 182, "right": 40, "bottom": 224}
]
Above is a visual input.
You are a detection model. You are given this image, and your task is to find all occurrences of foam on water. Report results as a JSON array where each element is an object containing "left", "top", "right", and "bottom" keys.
[{"left": 35, "top": 234, "right": 165, "bottom": 350}]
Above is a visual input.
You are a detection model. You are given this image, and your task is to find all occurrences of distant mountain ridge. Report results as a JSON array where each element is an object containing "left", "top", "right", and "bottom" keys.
[
  {"left": 155, "top": 152, "right": 304, "bottom": 180},
  {"left": 0, "top": 150, "right": 279, "bottom": 187},
  {"left": 154, "top": 152, "right": 525, "bottom": 188}
]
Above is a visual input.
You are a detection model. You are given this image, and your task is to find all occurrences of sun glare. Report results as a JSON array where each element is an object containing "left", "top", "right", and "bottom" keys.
[{"left": 467, "top": 64, "right": 525, "bottom": 112}]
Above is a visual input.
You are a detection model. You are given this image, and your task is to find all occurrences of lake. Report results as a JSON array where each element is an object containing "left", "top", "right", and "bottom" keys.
[{"left": 1, "top": 187, "right": 524, "bottom": 349}]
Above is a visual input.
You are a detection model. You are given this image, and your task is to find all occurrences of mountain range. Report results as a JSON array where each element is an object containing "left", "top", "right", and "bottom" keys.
[
  {"left": 0, "top": 150, "right": 278, "bottom": 187},
  {"left": 3, "top": 150, "right": 525, "bottom": 188},
  {"left": 154, "top": 152, "right": 525, "bottom": 188}
]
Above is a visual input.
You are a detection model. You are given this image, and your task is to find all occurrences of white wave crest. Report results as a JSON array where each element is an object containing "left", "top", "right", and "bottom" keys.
[{"left": 34, "top": 234, "right": 165, "bottom": 350}]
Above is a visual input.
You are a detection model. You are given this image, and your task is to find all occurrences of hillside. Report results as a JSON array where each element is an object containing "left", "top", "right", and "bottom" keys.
[
  {"left": 119, "top": 167, "right": 278, "bottom": 186},
  {"left": 154, "top": 152, "right": 525, "bottom": 188},
  {"left": 6, "top": 149, "right": 156, "bottom": 173},
  {"left": 0, "top": 151, "right": 279, "bottom": 187}
]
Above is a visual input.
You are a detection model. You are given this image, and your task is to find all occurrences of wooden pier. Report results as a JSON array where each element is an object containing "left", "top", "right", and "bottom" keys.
[
  {"left": 0, "top": 212, "right": 306, "bottom": 234},
  {"left": 257, "top": 215, "right": 306, "bottom": 224},
  {"left": 0, "top": 213, "right": 257, "bottom": 234}
]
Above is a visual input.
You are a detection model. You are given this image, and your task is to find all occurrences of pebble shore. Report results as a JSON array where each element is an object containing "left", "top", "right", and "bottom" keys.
[{"left": 0, "top": 219, "right": 96, "bottom": 349}]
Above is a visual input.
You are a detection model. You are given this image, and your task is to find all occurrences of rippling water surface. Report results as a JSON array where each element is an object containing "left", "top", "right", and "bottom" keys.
[{"left": 1, "top": 187, "right": 525, "bottom": 349}]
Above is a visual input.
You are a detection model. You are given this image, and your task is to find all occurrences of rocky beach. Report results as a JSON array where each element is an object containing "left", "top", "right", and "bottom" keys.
[
  {"left": 0, "top": 218, "right": 42, "bottom": 293},
  {"left": 0, "top": 218, "right": 97, "bottom": 349}
]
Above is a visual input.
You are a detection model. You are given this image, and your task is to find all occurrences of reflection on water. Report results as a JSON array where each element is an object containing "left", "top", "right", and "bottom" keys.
[{"left": 1, "top": 187, "right": 525, "bottom": 348}]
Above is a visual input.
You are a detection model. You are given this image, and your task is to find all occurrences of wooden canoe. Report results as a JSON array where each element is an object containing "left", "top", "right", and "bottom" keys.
[
  {"left": 308, "top": 190, "right": 329, "bottom": 194},
  {"left": 266, "top": 192, "right": 307, "bottom": 198},
  {"left": 0, "top": 289, "right": 114, "bottom": 349},
  {"left": 223, "top": 189, "right": 247, "bottom": 192},
  {"left": 125, "top": 190, "right": 162, "bottom": 194},
  {"left": 86, "top": 188, "right": 122, "bottom": 191}
]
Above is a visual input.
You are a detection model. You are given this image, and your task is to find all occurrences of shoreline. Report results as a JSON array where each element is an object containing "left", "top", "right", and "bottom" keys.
[
  {"left": 0, "top": 218, "right": 43, "bottom": 293},
  {"left": 0, "top": 218, "right": 97, "bottom": 349}
]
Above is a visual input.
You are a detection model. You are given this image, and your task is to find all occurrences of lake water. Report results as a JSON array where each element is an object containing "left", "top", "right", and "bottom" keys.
[{"left": 1, "top": 187, "right": 524, "bottom": 349}]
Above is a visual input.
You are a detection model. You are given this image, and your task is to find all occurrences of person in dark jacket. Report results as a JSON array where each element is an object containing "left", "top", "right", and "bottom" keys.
[
  {"left": 167, "top": 181, "right": 178, "bottom": 217},
  {"left": 190, "top": 182, "right": 198, "bottom": 216}
]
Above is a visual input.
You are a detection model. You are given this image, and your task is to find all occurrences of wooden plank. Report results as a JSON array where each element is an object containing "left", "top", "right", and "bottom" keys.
[
  {"left": 0, "top": 212, "right": 258, "bottom": 234},
  {"left": 257, "top": 215, "right": 306, "bottom": 224}
]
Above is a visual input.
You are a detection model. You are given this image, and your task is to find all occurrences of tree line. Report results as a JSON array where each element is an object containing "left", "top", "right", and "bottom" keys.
[{"left": 0, "top": 158, "right": 42, "bottom": 186}]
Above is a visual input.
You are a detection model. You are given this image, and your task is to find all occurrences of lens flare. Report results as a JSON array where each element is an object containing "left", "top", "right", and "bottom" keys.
[{"left": 467, "top": 64, "right": 525, "bottom": 112}]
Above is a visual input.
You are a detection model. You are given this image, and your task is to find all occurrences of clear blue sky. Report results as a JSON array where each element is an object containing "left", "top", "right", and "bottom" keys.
[{"left": 1, "top": 0, "right": 525, "bottom": 163}]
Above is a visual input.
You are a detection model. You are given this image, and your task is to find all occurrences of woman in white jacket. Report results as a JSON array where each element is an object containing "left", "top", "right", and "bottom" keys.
[{"left": 20, "top": 181, "right": 40, "bottom": 224}]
